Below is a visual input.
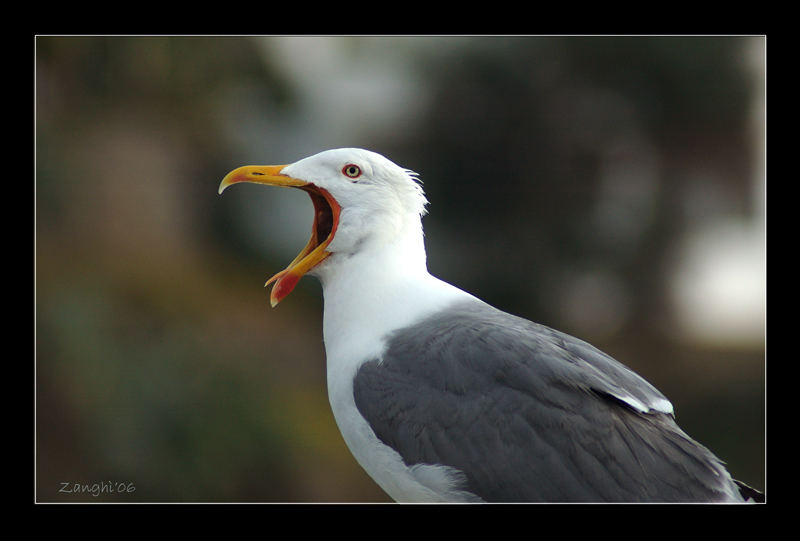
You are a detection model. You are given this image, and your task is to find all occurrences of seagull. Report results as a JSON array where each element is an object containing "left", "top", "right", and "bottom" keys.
[{"left": 219, "top": 148, "right": 762, "bottom": 503}]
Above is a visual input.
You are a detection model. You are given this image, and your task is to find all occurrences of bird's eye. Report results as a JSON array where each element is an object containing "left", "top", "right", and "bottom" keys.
[{"left": 342, "top": 164, "right": 362, "bottom": 179}]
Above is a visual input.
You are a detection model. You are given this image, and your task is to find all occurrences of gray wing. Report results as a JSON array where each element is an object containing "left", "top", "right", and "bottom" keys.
[{"left": 353, "top": 299, "right": 741, "bottom": 502}]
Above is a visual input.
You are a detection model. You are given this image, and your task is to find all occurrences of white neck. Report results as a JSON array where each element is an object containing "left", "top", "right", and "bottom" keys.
[
  {"left": 315, "top": 214, "right": 472, "bottom": 390},
  {"left": 313, "top": 214, "right": 478, "bottom": 501}
]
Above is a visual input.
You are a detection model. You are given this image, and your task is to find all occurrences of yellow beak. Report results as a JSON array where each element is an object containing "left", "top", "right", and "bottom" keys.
[
  {"left": 219, "top": 165, "right": 341, "bottom": 307},
  {"left": 218, "top": 164, "right": 306, "bottom": 194}
]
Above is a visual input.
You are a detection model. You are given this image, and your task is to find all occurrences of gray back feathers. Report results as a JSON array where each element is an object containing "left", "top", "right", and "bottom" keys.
[{"left": 353, "top": 299, "right": 743, "bottom": 502}]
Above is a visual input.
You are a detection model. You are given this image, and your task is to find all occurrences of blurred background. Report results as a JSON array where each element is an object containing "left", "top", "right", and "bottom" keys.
[{"left": 35, "top": 35, "right": 765, "bottom": 502}]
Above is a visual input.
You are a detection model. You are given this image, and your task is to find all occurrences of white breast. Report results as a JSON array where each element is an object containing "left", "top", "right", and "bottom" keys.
[{"left": 317, "top": 248, "right": 479, "bottom": 501}]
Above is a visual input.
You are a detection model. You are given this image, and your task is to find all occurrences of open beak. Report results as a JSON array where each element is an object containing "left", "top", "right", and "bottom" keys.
[{"left": 219, "top": 165, "right": 341, "bottom": 307}]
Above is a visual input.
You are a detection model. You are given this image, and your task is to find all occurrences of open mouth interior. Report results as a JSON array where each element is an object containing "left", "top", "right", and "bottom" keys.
[
  {"left": 263, "top": 183, "right": 341, "bottom": 306},
  {"left": 299, "top": 184, "right": 339, "bottom": 257},
  {"left": 304, "top": 185, "right": 335, "bottom": 247}
]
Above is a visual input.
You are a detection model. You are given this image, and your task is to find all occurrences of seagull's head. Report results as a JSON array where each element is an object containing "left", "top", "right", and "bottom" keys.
[{"left": 219, "top": 148, "right": 428, "bottom": 306}]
